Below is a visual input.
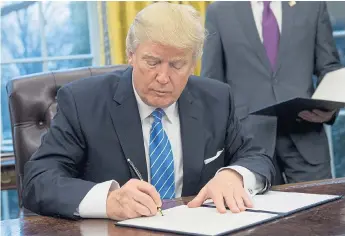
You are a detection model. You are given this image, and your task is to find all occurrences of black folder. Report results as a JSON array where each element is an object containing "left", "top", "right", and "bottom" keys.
[
  {"left": 115, "top": 192, "right": 342, "bottom": 236},
  {"left": 250, "top": 98, "right": 345, "bottom": 118}
]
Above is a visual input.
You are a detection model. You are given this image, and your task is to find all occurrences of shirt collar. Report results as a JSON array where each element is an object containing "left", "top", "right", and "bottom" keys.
[{"left": 132, "top": 75, "right": 178, "bottom": 123}]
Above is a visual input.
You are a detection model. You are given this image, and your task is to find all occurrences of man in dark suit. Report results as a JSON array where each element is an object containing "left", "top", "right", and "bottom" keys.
[
  {"left": 23, "top": 2, "right": 274, "bottom": 220},
  {"left": 201, "top": 1, "right": 343, "bottom": 184}
]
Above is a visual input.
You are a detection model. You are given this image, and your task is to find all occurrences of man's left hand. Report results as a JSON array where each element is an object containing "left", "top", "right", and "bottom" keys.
[
  {"left": 298, "top": 109, "right": 336, "bottom": 123},
  {"left": 187, "top": 169, "right": 253, "bottom": 213}
]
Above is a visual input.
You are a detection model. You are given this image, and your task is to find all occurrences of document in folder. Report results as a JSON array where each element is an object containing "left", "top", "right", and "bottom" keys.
[
  {"left": 203, "top": 191, "right": 340, "bottom": 214},
  {"left": 250, "top": 68, "right": 345, "bottom": 117},
  {"left": 116, "top": 205, "right": 277, "bottom": 236},
  {"left": 115, "top": 191, "right": 341, "bottom": 236},
  {"left": 250, "top": 98, "right": 345, "bottom": 117}
]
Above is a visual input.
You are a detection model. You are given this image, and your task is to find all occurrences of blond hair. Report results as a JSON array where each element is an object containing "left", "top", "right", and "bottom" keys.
[{"left": 126, "top": 2, "right": 206, "bottom": 60}]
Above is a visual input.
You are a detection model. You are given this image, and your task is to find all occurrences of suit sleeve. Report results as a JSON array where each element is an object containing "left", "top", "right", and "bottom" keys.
[
  {"left": 201, "top": 4, "right": 226, "bottom": 83},
  {"left": 313, "top": 2, "right": 343, "bottom": 125},
  {"left": 314, "top": 2, "right": 343, "bottom": 81},
  {"left": 224, "top": 85, "right": 275, "bottom": 189},
  {"left": 23, "top": 86, "right": 96, "bottom": 219}
]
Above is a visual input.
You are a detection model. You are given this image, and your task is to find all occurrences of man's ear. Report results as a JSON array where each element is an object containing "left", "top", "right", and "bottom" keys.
[
  {"left": 190, "top": 62, "right": 196, "bottom": 75},
  {"left": 191, "top": 66, "right": 195, "bottom": 74},
  {"left": 128, "top": 52, "right": 134, "bottom": 65}
]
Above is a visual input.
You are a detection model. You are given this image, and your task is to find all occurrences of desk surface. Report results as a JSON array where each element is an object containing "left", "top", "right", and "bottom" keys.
[{"left": 2, "top": 178, "right": 345, "bottom": 236}]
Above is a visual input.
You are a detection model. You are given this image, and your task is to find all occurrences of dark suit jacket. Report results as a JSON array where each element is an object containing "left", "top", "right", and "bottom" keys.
[
  {"left": 22, "top": 66, "right": 275, "bottom": 219},
  {"left": 201, "top": 2, "right": 343, "bottom": 164}
]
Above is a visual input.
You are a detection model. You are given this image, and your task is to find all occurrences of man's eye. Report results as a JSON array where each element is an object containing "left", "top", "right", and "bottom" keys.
[
  {"left": 147, "top": 61, "right": 158, "bottom": 66},
  {"left": 171, "top": 63, "right": 184, "bottom": 70}
]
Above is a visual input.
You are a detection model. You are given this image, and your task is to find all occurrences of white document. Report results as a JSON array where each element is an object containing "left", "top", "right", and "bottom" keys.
[
  {"left": 116, "top": 191, "right": 341, "bottom": 236},
  {"left": 312, "top": 67, "right": 345, "bottom": 103},
  {"left": 204, "top": 191, "right": 340, "bottom": 213},
  {"left": 116, "top": 205, "right": 276, "bottom": 236}
]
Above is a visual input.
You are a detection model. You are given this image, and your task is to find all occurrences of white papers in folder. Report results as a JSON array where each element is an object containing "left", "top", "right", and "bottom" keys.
[
  {"left": 116, "top": 205, "right": 276, "bottom": 236},
  {"left": 204, "top": 191, "right": 340, "bottom": 213},
  {"left": 116, "top": 191, "right": 341, "bottom": 236},
  {"left": 312, "top": 68, "right": 345, "bottom": 103}
]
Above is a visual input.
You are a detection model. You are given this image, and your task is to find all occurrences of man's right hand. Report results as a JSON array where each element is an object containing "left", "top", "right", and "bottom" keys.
[{"left": 106, "top": 179, "right": 162, "bottom": 221}]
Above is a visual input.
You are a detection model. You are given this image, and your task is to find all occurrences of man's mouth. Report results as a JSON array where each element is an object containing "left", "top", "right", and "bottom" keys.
[{"left": 153, "top": 90, "right": 170, "bottom": 96}]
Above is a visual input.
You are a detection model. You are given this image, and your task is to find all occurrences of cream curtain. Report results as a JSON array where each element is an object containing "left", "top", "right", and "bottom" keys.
[{"left": 98, "top": 1, "right": 211, "bottom": 76}]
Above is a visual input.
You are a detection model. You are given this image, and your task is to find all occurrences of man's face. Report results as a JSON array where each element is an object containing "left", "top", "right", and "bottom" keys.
[{"left": 129, "top": 42, "right": 195, "bottom": 108}]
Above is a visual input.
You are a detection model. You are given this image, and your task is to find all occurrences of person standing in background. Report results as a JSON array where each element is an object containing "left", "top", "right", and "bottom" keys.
[{"left": 202, "top": 1, "right": 343, "bottom": 184}]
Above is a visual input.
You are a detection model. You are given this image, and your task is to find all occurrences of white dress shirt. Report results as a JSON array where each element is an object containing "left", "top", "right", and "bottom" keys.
[
  {"left": 78, "top": 78, "right": 265, "bottom": 218},
  {"left": 251, "top": 1, "right": 282, "bottom": 42}
]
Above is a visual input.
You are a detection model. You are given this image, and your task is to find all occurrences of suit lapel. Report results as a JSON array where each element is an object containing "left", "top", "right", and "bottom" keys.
[
  {"left": 275, "top": 2, "right": 296, "bottom": 75},
  {"left": 179, "top": 85, "right": 205, "bottom": 196},
  {"left": 234, "top": 2, "right": 272, "bottom": 74},
  {"left": 108, "top": 67, "right": 148, "bottom": 181}
]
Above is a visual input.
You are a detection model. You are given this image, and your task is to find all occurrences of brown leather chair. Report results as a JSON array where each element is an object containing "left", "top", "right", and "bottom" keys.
[{"left": 6, "top": 65, "right": 128, "bottom": 207}]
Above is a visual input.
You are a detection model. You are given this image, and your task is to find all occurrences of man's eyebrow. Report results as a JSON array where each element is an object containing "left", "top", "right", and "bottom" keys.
[
  {"left": 142, "top": 54, "right": 160, "bottom": 60},
  {"left": 170, "top": 58, "right": 186, "bottom": 62},
  {"left": 169, "top": 59, "right": 188, "bottom": 66}
]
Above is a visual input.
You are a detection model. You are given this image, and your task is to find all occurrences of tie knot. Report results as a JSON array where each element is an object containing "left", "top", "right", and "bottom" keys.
[
  {"left": 152, "top": 108, "right": 165, "bottom": 122},
  {"left": 263, "top": 1, "right": 271, "bottom": 9}
]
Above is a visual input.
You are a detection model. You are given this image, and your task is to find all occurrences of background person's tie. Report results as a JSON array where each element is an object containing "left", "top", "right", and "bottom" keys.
[
  {"left": 262, "top": 1, "right": 280, "bottom": 70},
  {"left": 149, "top": 108, "right": 175, "bottom": 199}
]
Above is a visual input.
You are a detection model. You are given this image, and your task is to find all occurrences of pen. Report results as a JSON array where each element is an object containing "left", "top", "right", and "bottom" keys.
[{"left": 127, "top": 158, "right": 164, "bottom": 216}]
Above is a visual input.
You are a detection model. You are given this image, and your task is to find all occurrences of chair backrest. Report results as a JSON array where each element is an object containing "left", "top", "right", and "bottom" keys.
[{"left": 6, "top": 65, "right": 128, "bottom": 206}]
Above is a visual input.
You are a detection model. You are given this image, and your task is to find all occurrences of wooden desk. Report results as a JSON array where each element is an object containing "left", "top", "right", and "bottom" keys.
[{"left": 2, "top": 178, "right": 345, "bottom": 236}]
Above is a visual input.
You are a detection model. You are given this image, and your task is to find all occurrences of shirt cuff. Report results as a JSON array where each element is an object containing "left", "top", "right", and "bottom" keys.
[
  {"left": 77, "top": 180, "right": 120, "bottom": 218},
  {"left": 217, "top": 166, "right": 265, "bottom": 197}
]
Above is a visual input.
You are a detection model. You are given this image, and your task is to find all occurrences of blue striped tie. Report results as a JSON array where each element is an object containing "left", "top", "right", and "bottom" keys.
[{"left": 149, "top": 108, "right": 175, "bottom": 199}]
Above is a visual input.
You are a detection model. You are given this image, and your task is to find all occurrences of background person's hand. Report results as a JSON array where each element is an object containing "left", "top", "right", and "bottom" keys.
[
  {"left": 187, "top": 169, "right": 253, "bottom": 213},
  {"left": 106, "top": 179, "right": 162, "bottom": 220},
  {"left": 298, "top": 109, "right": 336, "bottom": 123}
]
